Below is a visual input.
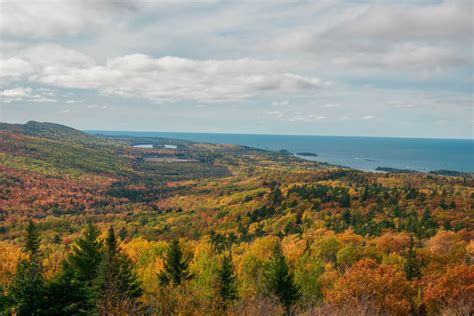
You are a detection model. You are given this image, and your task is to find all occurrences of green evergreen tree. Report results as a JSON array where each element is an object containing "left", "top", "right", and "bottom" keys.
[
  {"left": 158, "top": 239, "right": 191, "bottom": 286},
  {"left": 340, "top": 191, "right": 351, "bottom": 207},
  {"left": 95, "top": 227, "right": 142, "bottom": 308},
  {"left": 262, "top": 243, "right": 300, "bottom": 311},
  {"left": 25, "top": 219, "right": 40, "bottom": 255},
  {"left": 342, "top": 210, "right": 352, "bottom": 225},
  {"left": 420, "top": 207, "right": 438, "bottom": 237},
  {"left": 270, "top": 186, "right": 283, "bottom": 207},
  {"left": 361, "top": 185, "right": 369, "bottom": 201},
  {"left": 0, "top": 285, "right": 13, "bottom": 315},
  {"left": 65, "top": 224, "right": 103, "bottom": 285},
  {"left": 404, "top": 236, "right": 421, "bottom": 280},
  {"left": 52, "top": 233, "right": 62, "bottom": 244},
  {"left": 43, "top": 267, "right": 90, "bottom": 315},
  {"left": 49, "top": 224, "right": 104, "bottom": 313},
  {"left": 217, "top": 253, "right": 238, "bottom": 309},
  {"left": 8, "top": 220, "right": 46, "bottom": 316}
]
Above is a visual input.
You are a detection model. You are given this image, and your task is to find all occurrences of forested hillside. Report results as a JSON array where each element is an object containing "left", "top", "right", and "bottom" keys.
[{"left": 0, "top": 122, "right": 472, "bottom": 315}]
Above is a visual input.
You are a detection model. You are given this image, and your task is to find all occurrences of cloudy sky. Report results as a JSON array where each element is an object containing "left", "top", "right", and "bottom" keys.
[{"left": 0, "top": 0, "right": 472, "bottom": 138}]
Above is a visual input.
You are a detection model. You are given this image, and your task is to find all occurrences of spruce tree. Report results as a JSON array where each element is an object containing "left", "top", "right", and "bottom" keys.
[
  {"left": 46, "top": 224, "right": 104, "bottom": 313},
  {"left": 217, "top": 253, "right": 238, "bottom": 309},
  {"left": 158, "top": 239, "right": 191, "bottom": 286},
  {"left": 262, "top": 243, "right": 300, "bottom": 311},
  {"left": 0, "top": 285, "right": 13, "bottom": 315},
  {"left": 43, "top": 267, "right": 90, "bottom": 315},
  {"left": 404, "top": 236, "right": 420, "bottom": 280},
  {"left": 361, "top": 185, "right": 369, "bottom": 201},
  {"left": 65, "top": 224, "right": 103, "bottom": 284},
  {"left": 269, "top": 186, "right": 283, "bottom": 207},
  {"left": 8, "top": 220, "right": 46, "bottom": 315},
  {"left": 95, "top": 227, "right": 142, "bottom": 309},
  {"left": 25, "top": 220, "right": 40, "bottom": 255}
]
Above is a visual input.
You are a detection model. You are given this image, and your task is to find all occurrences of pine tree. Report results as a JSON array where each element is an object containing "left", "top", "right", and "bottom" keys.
[
  {"left": 420, "top": 207, "right": 438, "bottom": 237},
  {"left": 0, "top": 285, "right": 13, "bottom": 315},
  {"left": 95, "top": 227, "right": 142, "bottom": 310},
  {"left": 217, "top": 253, "right": 238, "bottom": 309},
  {"left": 361, "top": 185, "right": 369, "bottom": 201},
  {"left": 158, "top": 239, "right": 191, "bottom": 286},
  {"left": 262, "top": 243, "right": 300, "bottom": 311},
  {"left": 43, "top": 267, "right": 91, "bottom": 315},
  {"left": 404, "top": 236, "right": 420, "bottom": 280},
  {"left": 48, "top": 224, "right": 104, "bottom": 313},
  {"left": 65, "top": 224, "right": 103, "bottom": 284},
  {"left": 8, "top": 220, "right": 46, "bottom": 315},
  {"left": 340, "top": 191, "right": 351, "bottom": 208},
  {"left": 25, "top": 219, "right": 40, "bottom": 255},
  {"left": 52, "top": 233, "right": 62, "bottom": 244}
]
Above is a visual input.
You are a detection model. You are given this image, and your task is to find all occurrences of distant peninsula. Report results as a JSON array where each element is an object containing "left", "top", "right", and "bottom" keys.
[
  {"left": 375, "top": 167, "right": 418, "bottom": 174},
  {"left": 296, "top": 152, "right": 318, "bottom": 157},
  {"left": 376, "top": 167, "right": 473, "bottom": 178}
]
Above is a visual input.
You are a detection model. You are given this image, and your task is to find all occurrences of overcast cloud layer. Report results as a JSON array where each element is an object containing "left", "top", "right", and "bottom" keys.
[{"left": 0, "top": 0, "right": 472, "bottom": 138}]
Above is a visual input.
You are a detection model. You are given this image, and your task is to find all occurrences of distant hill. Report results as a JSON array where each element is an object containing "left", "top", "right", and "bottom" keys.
[
  {"left": 0, "top": 121, "right": 132, "bottom": 178},
  {"left": 0, "top": 121, "right": 96, "bottom": 142}
]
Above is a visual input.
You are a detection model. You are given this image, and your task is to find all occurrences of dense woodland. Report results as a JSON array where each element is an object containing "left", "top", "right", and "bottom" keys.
[{"left": 0, "top": 121, "right": 473, "bottom": 315}]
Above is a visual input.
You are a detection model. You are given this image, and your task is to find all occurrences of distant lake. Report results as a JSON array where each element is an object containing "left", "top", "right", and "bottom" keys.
[
  {"left": 132, "top": 144, "right": 177, "bottom": 149},
  {"left": 89, "top": 131, "right": 474, "bottom": 173},
  {"left": 133, "top": 144, "right": 153, "bottom": 148}
]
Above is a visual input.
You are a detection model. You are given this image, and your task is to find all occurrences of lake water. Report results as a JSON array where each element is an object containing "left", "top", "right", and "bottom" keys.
[
  {"left": 133, "top": 144, "right": 153, "bottom": 148},
  {"left": 132, "top": 144, "right": 177, "bottom": 149},
  {"left": 89, "top": 131, "right": 474, "bottom": 173}
]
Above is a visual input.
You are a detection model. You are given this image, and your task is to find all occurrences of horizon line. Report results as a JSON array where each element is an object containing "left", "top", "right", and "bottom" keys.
[{"left": 85, "top": 129, "right": 474, "bottom": 142}]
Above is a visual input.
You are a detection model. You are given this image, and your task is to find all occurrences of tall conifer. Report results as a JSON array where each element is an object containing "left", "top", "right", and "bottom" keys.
[
  {"left": 404, "top": 236, "right": 421, "bottom": 280},
  {"left": 262, "top": 243, "right": 300, "bottom": 312},
  {"left": 9, "top": 220, "right": 45, "bottom": 315},
  {"left": 217, "top": 253, "right": 238, "bottom": 308},
  {"left": 95, "top": 227, "right": 142, "bottom": 310},
  {"left": 158, "top": 239, "right": 191, "bottom": 286},
  {"left": 65, "top": 224, "right": 103, "bottom": 284}
]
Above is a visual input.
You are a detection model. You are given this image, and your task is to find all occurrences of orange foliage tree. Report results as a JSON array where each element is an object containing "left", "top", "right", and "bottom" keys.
[
  {"left": 423, "top": 264, "right": 474, "bottom": 315},
  {"left": 324, "top": 259, "right": 414, "bottom": 315}
]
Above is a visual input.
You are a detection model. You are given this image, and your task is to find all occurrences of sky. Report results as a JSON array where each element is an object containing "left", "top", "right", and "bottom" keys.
[{"left": 0, "top": 0, "right": 472, "bottom": 139}]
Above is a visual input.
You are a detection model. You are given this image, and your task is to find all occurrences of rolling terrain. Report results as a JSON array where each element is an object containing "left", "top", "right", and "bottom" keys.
[{"left": 0, "top": 121, "right": 472, "bottom": 315}]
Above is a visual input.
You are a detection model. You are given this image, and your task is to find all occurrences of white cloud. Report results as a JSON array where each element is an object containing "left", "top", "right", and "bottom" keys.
[
  {"left": 289, "top": 114, "right": 326, "bottom": 122},
  {"left": 0, "top": 86, "right": 57, "bottom": 103},
  {"left": 272, "top": 100, "right": 289, "bottom": 107},
  {"left": 382, "top": 43, "right": 467, "bottom": 69},
  {"left": 0, "top": 58, "right": 33, "bottom": 84},
  {"left": 0, "top": 87, "right": 32, "bottom": 98},
  {"left": 2, "top": 47, "right": 326, "bottom": 102},
  {"left": 333, "top": 43, "right": 468, "bottom": 70},
  {"left": 362, "top": 115, "right": 375, "bottom": 120},
  {"left": 267, "top": 0, "right": 472, "bottom": 74},
  {"left": 267, "top": 111, "right": 284, "bottom": 119},
  {"left": 0, "top": 0, "right": 140, "bottom": 39},
  {"left": 322, "top": 103, "right": 340, "bottom": 108},
  {"left": 21, "top": 44, "right": 96, "bottom": 69},
  {"left": 326, "top": 0, "right": 472, "bottom": 41}
]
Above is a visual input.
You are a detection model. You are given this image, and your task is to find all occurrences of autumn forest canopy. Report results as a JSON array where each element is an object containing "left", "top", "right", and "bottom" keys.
[{"left": 0, "top": 121, "right": 473, "bottom": 315}]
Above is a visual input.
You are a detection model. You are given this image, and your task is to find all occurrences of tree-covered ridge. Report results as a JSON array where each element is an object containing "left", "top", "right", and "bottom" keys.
[{"left": 0, "top": 121, "right": 473, "bottom": 315}]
